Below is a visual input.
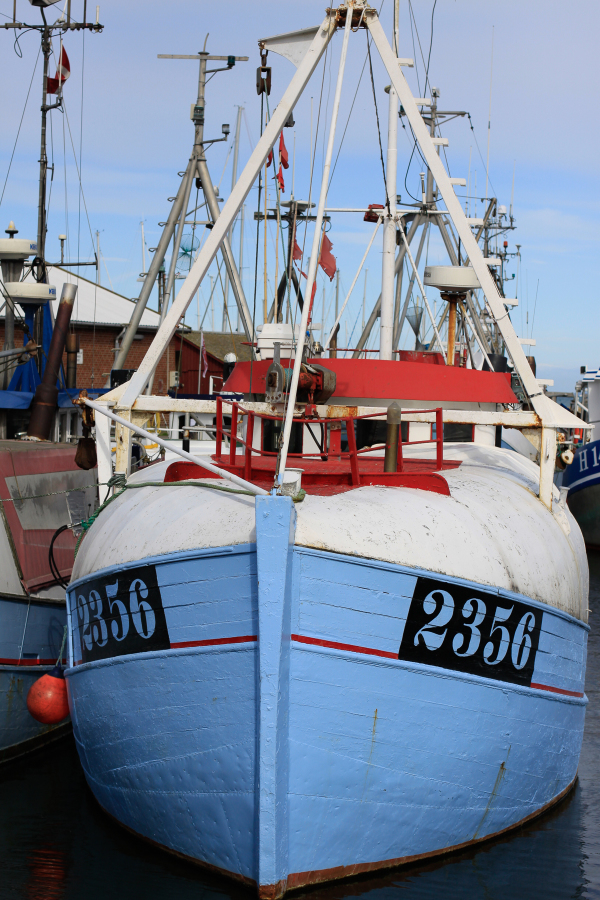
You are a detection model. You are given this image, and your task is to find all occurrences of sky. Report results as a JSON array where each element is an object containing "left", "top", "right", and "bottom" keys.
[{"left": 0, "top": 0, "right": 598, "bottom": 390}]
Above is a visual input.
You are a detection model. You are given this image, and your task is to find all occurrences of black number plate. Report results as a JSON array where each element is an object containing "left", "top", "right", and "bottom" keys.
[
  {"left": 71, "top": 564, "right": 170, "bottom": 664},
  {"left": 399, "top": 576, "right": 541, "bottom": 687}
]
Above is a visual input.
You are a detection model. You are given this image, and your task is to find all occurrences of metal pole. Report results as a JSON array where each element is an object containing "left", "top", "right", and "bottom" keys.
[
  {"left": 368, "top": 12, "right": 550, "bottom": 417},
  {"left": 324, "top": 220, "right": 381, "bottom": 350},
  {"left": 394, "top": 219, "right": 428, "bottom": 348},
  {"left": 197, "top": 156, "right": 254, "bottom": 340},
  {"left": 278, "top": 7, "right": 352, "bottom": 482},
  {"left": 398, "top": 222, "right": 446, "bottom": 361},
  {"left": 1, "top": 298, "right": 15, "bottom": 390},
  {"left": 236, "top": 204, "right": 245, "bottom": 332},
  {"left": 161, "top": 163, "right": 195, "bottom": 324},
  {"left": 113, "top": 157, "right": 193, "bottom": 371},
  {"left": 353, "top": 212, "right": 420, "bottom": 356},
  {"left": 27, "top": 284, "right": 78, "bottom": 440},
  {"left": 84, "top": 398, "right": 268, "bottom": 496},
  {"left": 223, "top": 105, "right": 243, "bottom": 318},
  {"left": 380, "top": 83, "right": 398, "bottom": 359},
  {"left": 117, "top": 16, "right": 334, "bottom": 409},
  {"left": 36, "top": 27, "right": 51, "bottom": 263}
]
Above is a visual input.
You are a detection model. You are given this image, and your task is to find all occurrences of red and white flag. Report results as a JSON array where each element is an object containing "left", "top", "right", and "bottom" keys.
[
  {"left": 318, "top": 233, "right": 336, "bottom": 281},
  {"left": 47, "top": 46, "right": 71, "bottom": 95}
]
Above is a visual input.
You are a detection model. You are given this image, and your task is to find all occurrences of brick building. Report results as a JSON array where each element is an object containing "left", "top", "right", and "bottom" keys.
[{"left": 0, "top": 267, "right": 251, "bottom": 396}]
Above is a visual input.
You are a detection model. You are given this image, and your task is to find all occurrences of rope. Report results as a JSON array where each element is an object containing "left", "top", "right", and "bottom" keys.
[
  {"left": 56, "top": 625, "right": 67, "bottom": 667},
  {"left": 73, "top": 477, "right": 258, "bottom": 556}
]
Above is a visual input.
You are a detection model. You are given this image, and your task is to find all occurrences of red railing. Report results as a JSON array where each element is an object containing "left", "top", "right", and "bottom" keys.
[{"left": 215, "top": 397, "right": 444, "bottom": 485}]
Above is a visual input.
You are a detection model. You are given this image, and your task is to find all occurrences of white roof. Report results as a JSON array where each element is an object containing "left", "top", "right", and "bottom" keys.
[{"left": 20, "top": 266, "right": 161, "bottom": 329}]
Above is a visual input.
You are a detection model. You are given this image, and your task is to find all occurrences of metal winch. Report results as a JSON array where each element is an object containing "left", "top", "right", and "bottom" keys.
[{"left": 266, "top": 356, "right": 336, "bottom": 408}]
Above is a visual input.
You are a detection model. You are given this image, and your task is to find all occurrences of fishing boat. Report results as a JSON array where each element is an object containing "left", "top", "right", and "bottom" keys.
[
  {"left": 65, "top": 4, "right": 589, "bottom": 895},
  {"left": 0, "top": 1, "right": 102, "bottom": 762},
  {"left": 562, "top": 368, "right": 600, "bottom": 547}
]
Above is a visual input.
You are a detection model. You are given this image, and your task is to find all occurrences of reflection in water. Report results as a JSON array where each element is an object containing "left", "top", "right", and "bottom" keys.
[
  {"left": 1, "top": 552, "right": 599, "bottom": 900},
  {"left": 24, "top": 846, "right": 67, "bottom": 900}
]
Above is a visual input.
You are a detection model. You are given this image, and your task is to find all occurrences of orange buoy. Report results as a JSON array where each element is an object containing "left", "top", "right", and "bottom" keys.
[{"left": 26, "top": 666, "right": 69, "bottom": 725}]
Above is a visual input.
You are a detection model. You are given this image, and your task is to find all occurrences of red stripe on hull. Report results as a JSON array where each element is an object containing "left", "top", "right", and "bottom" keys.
[
  {"left": 292, "top": 635, "right": 584, "bottom": 696},
  {"left": 291, "top": 633, "right": 398, "bottom": 659},
  {"left": 170, "top": 635, "right": 257, "bottom": 650},
  {"left": 0, "top": 657, "right": 65, "bottom": 667},
  {"left": 530, "top": 682, "right": 584, "bottom": 698}
]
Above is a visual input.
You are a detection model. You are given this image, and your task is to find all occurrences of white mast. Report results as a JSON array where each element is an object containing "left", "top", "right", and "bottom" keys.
[
  {"left": 379, "top": 23, "right": 398, "bottom": 360},
  {"left": 276, "top": 5, "right": 353, "bottom": 481}
]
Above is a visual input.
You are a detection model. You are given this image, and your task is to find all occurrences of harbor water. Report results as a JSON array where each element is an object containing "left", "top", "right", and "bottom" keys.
[{"left": 1, "top": 551, "right": 599, "bottom": 900}]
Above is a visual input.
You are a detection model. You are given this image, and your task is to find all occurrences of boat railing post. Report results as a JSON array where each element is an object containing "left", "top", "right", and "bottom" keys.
[
  {"left": 384, "top": 401, "right": 401, "bottom": 473},
  {"left": 397, "top": 407, "right": 404, "bottom": 473},
  {"left": 436, "top": 408, "right": 444, "bottom": 469},
  {"left": 229, "top": 402, "right": 238, "bottom": 465},
  {"left": 346, "top": 416, "right": 361, "bottom": 485},
  {"left": 215, "top": 395, "right": 222, "bottom": 458},
  {"left": 244, "top": 412, "right": 254, "bottom": 482}
]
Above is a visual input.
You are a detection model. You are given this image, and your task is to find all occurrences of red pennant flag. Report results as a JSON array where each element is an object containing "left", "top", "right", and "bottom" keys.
[
  {"left": 318, "top": 233, "right": 336, "bottom": 281},
  {"left": 275, "top": 164, "right": 285, "bottom": 192},
  {"left": 279, "top": 132, "right": 289, "bottom": 169},
  {"left": 266, "top": 148, "right": 273, "bottom": 168},
  {"left": 47, "top": 46, "right": 70, "bottom": 95},
  {"left": 292, "top": 239, "right": 302, "bottom": 261}
]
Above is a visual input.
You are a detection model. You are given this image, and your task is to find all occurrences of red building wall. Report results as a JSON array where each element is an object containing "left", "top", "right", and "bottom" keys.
[{"left": 0, "top": 322, "right": 203, "bottom": 395}]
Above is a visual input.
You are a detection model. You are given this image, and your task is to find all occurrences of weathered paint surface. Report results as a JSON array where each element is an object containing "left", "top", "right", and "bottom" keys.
[
  {"left": 66, "top": 537, "right": 587, "bottom": 893},
  {"left": 73, "top": 445, "right": 588, "bottom": 622},
  {"left": 0, "top": 594, "right": 67, "bottom": 756}
]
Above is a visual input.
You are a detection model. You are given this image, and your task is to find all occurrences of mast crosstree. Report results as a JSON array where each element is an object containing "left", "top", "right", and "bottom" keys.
[{"left": 113, "top": 47, "right": 253, "bottom": 374}]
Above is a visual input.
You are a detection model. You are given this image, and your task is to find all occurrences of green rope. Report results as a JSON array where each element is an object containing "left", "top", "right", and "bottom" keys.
[{"left": 74, "top": 478, "right": 259, "bottom": 557}]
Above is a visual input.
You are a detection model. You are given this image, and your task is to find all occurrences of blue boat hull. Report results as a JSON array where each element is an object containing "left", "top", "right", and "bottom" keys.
[
  {"left": 0, "top": 594, "right": 69, "bottom": 762},
  {"left": 65, "top": 515, "right": 588, "bottom": 894},
  {"left": 564, "top": 438, "right": 600, "bottom": 547}
]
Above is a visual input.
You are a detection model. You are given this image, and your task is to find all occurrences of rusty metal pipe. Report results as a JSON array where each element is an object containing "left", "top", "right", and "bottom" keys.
[
  {"left": 27, "top": 283, "right": 77, "bottom": 440},
  {"left": 384, "top": 401, "right": 402, "bottom": 472},
  {"left": 446, "top": 298, "right": 458, "bottom": 366},
  {"left": 66, "top": 332, "right": 78, "bottom": 389}
]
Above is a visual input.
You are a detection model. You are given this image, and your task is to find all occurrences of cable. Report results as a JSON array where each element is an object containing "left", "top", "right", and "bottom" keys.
[
  {"left": 366, "top": 37, "right": 389, "bottom": 209},
  {"left": 48, "top": 524, "right": 70, "bottom": 588},
  {"left": 0, "top": 46, "right": 41, "bottom": 212}
]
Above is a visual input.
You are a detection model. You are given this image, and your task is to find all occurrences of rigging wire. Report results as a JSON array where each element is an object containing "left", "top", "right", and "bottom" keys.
[
  {"left": 0, "top": 46, "right": 41, "bottom": 212},
  {"left": 402, "top": 0, "right": 438, "bottom": 203},
  {"left": 366, "top": 36, "right": 389, "bottom": 209},
  {"left": 466, "top": 113, "right": 497, "bottom": 202}
]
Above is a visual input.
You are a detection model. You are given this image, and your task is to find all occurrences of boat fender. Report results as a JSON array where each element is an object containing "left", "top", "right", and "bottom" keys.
[{"left": 26, "top": 666, "right": 69, "bottom": 725}]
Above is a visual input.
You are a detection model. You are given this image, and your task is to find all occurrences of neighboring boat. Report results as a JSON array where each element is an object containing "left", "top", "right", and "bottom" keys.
[
  {"left": 0, "top": 3, "right": 102, "bottom": 762},
  {"left": 562, "top": 368, "right": 600, "bottom": 547},
  {"left": 64, "top": 4, "right": 589, "bottom": 896}
]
